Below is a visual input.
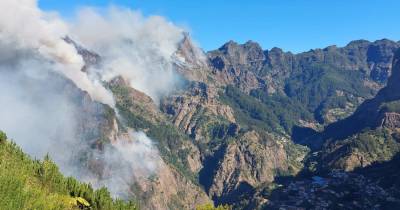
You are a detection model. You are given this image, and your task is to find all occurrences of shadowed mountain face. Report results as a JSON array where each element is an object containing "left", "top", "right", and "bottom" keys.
[
  {"left": 311, "top": 49, "right": 400, "bottom": 173},
  {"left": 323, "top": 49, "right": 400, "bottom": 140}
]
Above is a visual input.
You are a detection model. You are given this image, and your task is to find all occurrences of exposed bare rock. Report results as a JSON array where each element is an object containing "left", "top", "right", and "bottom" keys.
[
  {"left": 379, "top": 112, "right": 400, "bottom": 129},
  {"left": 175, "top": 33, "right": 207, "bottom": 68},
  {"left": 340, "top": 152, "right": 371, "bottom": 171},
  {"left": 173, "top": 33, "right": 212, "bottom": 83},
  {"left": 208, "top": 131, "right": 306, "bottom": 202},
  {"left": 64, "top": 36, "right": 101, "bottom": 71},
  {"left": 207, "top": 41, "right": 265, "bottom": 92},
  {"left": 161, "top": 82, "right": 235, "bottom": 140},
  {"left": 133, "top": 162, "right": 211, "bottom": 210},
  {"left": 186, "top": 143, "right": 203, "bottom": 172},
  {"left": 207, "top": 39, "right": 399, "bottom": 96}
]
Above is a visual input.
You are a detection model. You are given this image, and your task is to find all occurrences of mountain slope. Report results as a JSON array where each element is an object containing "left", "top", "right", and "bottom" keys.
[
  {"left": 0, "top": 131, "right": 137, "bottom": 210},
  {"left": 251, "top": 49, "right": 400, "bottom": 210},
  {"left": 315, "top": 49, "right": 400, "bottom": 171}
]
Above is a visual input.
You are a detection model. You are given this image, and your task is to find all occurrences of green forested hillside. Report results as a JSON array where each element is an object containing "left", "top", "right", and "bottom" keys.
[{"left": 0, "top": 131, "right": 137, "bottom": 210}]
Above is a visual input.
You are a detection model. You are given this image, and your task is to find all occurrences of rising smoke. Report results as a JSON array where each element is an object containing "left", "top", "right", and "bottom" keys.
[
  {"left": 0, "top": 0, "right": 187, "bottom": 198},
  {"left": 0, "top": 0, "right": 115, "bottom": 107},
  {"left": 71, "top": 6, "right": 185, "bottom": 102}
]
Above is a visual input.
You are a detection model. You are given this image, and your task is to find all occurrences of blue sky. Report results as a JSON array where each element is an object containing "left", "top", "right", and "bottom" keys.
[{"left": 39, "top": 0, "right": 400, "bottom": 53}]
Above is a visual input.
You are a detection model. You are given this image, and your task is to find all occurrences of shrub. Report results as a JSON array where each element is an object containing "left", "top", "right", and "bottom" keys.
[{"left": 0, "top": 131, "right": 7, "bottom": 142}]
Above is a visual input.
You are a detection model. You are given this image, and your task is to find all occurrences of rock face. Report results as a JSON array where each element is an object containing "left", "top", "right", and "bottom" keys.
[
  {"left": 208, "top": 39, "right": 399, "bottom": 94},
  {"left": 175, "top": 33, "right": 207, "bottom": 68},
  {"left": 106, "top": 76, "right": 212, "bottom": 209},
  {"left": 208, "top": 41, "right": 265, "bottom": 92},
  {"left": 207, "top": 131, "right": 305, "bottom": 203},
  {"left": 133, "top": 163, "right": 211, "bottom": 210},
  {"left": 380, "top": 112, "right": 400, "bottom": 129},
  {"left": 161, "top": 82, "right": 235, "bottom": 140},
  {"left": 206, "top": 39, "right": 400, "bottom": 125}
]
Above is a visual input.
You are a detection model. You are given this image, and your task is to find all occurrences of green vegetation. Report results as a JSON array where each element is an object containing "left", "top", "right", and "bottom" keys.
[
  {"left": 321, "top": 128, "right": 400, "bottom": 171},
  {"left": 110, "top": 81, "right": 199, "bottom": 183},
  {"left": 221, "top": 85, "right": 311, "bottom": 134},
  {"left": 284, "top": 64, "right": 374, "bottom": 123},
  {"left": 0, "top": 131, "right": 6, "bottom": 142},
  {"left": 350, "top": 129, "right": 400, "bottom": 161},
  {"left": 380, "top": 100, "right": 400, "bottom": 113},
  {"left": 196, "top": 203, "right": 231, "bottom": 210},
  {"left": 0, "top": 131, "right": 137, "bottom": 210},
  {"left": 116, "top": 103, "right": 197, "bottom": 183}
]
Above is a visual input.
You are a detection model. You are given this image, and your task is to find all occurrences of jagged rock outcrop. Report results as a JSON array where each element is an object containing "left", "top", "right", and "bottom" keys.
[
  {"left": 380, "top": 112, "right": 400, "bottom": 129},
  {"left": 206, "top": 39, "right": 399, "bottom": 126},
  {"left": 133, "top": 163, "right": 211, "bottom": 210},
  {"left": 161, "top": 82, "right": 235, "bottom": 141},
  {"left": 207, "top": 131, "right": 307, "bottom": 204},
  {"left": 175, "top": 33, "right": 207, "bottom": 68},
  {"left": 64, "top": 36, "right": 101, "bottom": 71},
  {"left": 208, "top": 41, "right": 265, "bottom": 92},
  {"left": 208, "top": 39, "right": 399, "bottom": 94},
  {"left": 173, "top": 34, "right": 211, "bottom": 83},
  {"left": 106, "top": 76, "right": 211, "bottom": 209}
]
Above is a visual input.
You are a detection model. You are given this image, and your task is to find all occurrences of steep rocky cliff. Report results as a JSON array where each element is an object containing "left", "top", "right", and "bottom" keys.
[{"left": 207, "top": 131, "right": 307, "bottom": 204}]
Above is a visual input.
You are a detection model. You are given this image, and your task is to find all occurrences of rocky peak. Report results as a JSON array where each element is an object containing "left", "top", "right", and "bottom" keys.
[
  {"left": 323, "top": 45, "right": 338, "bottom": 52},
  {"left": 267, "top": 47, "right": 285, "bottom": 55},
  {"left": 219, "top": 40, "right": 239, "bottom": 51},
  {"left": 207, "top": 41, "right": 266, "bottom": 92},
  {"left": 63, "top": 36, "right": 101, "bottom": 70},
  {"left": 345, "top": 39, "right": 371, "bottom": 48},
  {"left": 215, "top": 40, "right": 265, "bottom": 65},
  {"left": 175, "top": 32, "right": 206, "bottom": 67}
]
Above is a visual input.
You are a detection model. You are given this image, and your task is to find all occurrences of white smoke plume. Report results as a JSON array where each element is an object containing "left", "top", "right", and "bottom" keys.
[
  {"left": 0, "top": 0, "right": 115, "bottom": 107},
  {"left": 0, "top": 52, "right": 80, "bottom": 160},
  {"left": 86, "top": 131, "right": 162, "bottom": 198},
  {"left": 71, "top": 6, "right": 185, "bottom": 102},
  {"left": 0, "top": 0, "right": 187, "bottom": 199}
]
